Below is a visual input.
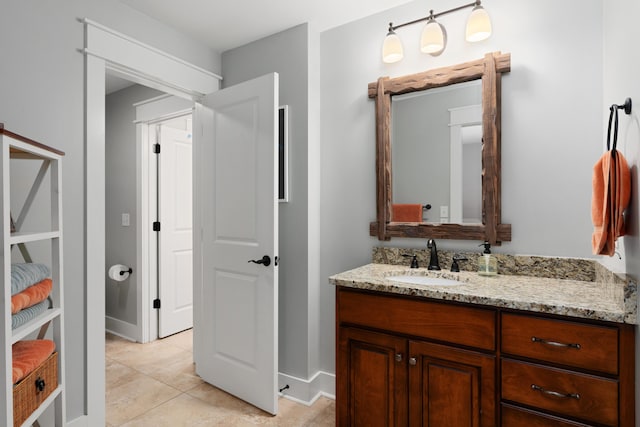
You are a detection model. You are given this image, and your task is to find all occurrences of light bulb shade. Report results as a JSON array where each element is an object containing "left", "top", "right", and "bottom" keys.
[
  {"left": 382, "top": 31, "right": 404, "bottom": 63},
  {"left": 420, "top": 19, "right": 446, "bottom": 56},
  {"left": 466, "top": 5, "right": 492, "bottom": 42}
]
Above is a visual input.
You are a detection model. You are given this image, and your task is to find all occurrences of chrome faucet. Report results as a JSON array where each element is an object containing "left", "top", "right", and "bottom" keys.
[{"left": 427, "top": 239, "right": 441, "bottom": 270}]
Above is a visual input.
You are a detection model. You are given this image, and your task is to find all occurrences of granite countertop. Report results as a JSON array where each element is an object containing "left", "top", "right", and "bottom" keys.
[{"left": 329, "top": 263, "right": 637, "bottom": 324}]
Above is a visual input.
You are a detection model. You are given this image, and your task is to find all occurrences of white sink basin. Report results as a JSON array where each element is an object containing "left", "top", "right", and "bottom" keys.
[{"left": 387, "top": 275, "right": 463, "bottom": 286}]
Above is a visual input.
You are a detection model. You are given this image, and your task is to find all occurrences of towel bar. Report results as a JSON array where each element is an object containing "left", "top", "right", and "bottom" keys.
[{"left": 614, "top": 98, "right": 632, "bottom": 115}]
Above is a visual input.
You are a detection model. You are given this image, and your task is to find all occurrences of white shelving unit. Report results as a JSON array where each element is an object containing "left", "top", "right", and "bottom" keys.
[{"left": 0, "top": 124, "right": 65, "bottom": 426}]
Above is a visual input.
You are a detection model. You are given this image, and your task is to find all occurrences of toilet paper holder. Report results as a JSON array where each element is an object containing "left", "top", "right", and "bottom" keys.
[{"left": 108, "top": 264, "right": 133, "bottom": 282}]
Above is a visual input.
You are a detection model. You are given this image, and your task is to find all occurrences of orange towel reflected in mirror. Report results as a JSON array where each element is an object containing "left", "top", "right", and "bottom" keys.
[{"left": 392, "top": 204, "right": 423, "bottom": 222}]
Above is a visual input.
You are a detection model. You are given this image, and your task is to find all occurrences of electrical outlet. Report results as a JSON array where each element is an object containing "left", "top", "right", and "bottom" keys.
[
  {"left": 440, "top": 206, "right": 449, "bottom": 218},
  {"left": 122, "top": 213, "right": 130, "bottom": 227}
]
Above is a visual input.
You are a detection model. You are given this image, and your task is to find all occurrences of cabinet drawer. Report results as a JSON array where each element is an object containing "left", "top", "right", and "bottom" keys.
[
  {"left": 501, "top": 313, "right": 618, "bottom": 374},
  {"left": 501, "top": 359, "right": 618, "bottom": 426},
  {"left": 338, "top": 288, "right": 495, "bottom": 351},
  {"left": 501, "top": 404, "right": 593, "bottom": 426}
]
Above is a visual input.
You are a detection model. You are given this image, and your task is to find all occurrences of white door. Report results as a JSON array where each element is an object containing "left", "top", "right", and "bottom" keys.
[
  {"left": 193, "top": 73, "right": 279, "bottom": 414},
  {"left": 158, "top": 124, "right": 194, "bottom": 338}
]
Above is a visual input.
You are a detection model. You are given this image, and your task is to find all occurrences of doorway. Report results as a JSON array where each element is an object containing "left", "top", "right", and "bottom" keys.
[
  {"left": 87, "top": 19, "right": 280, "bottom": 423},
  {"left": 105, "top": 85, "right": 195, "bottom": 343},
  {"left": 85, "top": 19, "right": 221, "bottom": 422}
]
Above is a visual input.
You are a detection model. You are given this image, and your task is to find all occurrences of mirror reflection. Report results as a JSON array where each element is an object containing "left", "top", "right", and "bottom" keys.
[
  {"left": 391, "top": 80, "right": 482, "bottom": 223},
  {"left": 369, "top": 51, "right": 511, "bottom": 243}
]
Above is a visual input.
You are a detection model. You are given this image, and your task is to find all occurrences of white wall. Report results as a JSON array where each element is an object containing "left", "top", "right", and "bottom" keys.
[
  {"left": 105, "top": 85, "right": 163, "bottom": 327},
  {"left": 603, "top": 2, "right": 640, "bottom": 274},
  {"left": 319, "top": 0, "right": 604, "bottom": 373},
  {"left": 0, "top": 1, "right": 219, "bottom": 422},
  {"left": 221, "top": 24, "right": 321, "bottom": 380},
  {"left": 603, "top": 0, "right": 640, "bottom": 415}
]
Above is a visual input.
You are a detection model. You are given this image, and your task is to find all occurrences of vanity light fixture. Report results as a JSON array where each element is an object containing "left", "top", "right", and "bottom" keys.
[
  {"left": 420, "top": 11, "right": 447, "bottom": 55},
  {"left": 382, "top": 24, "right": 404, "bottom": 64},
  {"left": 382, "top": 0, "right": 492, "bottom": 63}
]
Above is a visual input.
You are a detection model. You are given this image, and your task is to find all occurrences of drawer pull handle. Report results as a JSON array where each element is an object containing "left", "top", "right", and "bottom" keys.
[
  {"left": 531, "top": 336, "right": 581, "bottom": 349},
  {"left": 531, "top": 384, "right": 580, "bottom": 400}
]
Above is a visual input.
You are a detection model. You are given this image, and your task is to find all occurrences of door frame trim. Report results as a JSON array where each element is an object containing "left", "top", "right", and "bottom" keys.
[
  {"left": 134, "top": 95, "right": 193, "bottom": 343},
  {"left": 84, "top": 19, "right": 219, "bottom": 425}
]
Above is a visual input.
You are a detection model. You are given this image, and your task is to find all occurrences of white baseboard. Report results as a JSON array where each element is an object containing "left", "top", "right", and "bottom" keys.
[
  {"left": 278, "top": 371, "right": 335, "bottom": 405},
  {"left": 66, "top": 415, "right": 88, "bottom": 427},
  {"left": 105, "top": 316, "right": 138, "bottom": 342}
]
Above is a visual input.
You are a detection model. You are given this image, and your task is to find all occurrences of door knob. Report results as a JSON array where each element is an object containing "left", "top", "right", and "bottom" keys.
[{"left": 248, "top": 255, "right": 271, "bottom": 267}]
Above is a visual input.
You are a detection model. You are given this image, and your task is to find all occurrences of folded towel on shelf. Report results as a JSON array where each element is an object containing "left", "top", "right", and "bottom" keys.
[
  {"left": 12, "top": 298, "right": 51, "bottom": 330},
  {"left": 392, "top": 204, "right": 423, "bottom": 222},
  {"left": 12, "top": 339, "right": 56, "bottom": 384},
  {"left": 592, "top": 150, "right": 631, "bottom": 256},
  {"left": 11, "top": 278, "right": 53, "bottom": 314},
  {"left": 11, "top": 263, "right": 51, "bottom": 296}
]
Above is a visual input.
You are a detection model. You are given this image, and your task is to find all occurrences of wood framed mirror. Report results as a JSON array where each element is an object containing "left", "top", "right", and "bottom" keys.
[{"left": 369, "top": 51, "right": 512, "bottom": 244}]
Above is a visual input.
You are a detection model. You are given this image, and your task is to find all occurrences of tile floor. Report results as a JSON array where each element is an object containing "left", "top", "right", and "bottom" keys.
[{"left": 106, "top": 330, "right": 335, "bottom": 426}]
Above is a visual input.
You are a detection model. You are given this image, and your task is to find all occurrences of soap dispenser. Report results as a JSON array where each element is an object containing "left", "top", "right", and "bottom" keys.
[{"left": 477, "top": 241, "right": 497, "bottom": 276}]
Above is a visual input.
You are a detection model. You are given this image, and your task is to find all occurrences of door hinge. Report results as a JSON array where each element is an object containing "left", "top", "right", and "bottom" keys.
[
  {"left": 153, "top": 221, "right": 161, "bottom": 231},
  {"left": 153, "top": 299, "right": 161, "bottom": 309},
  {"left": 153, "top": 144, "right": 161, "bottom": 154}
]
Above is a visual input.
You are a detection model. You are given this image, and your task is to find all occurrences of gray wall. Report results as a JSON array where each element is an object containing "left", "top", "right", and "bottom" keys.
[
  {"left": 319, "top": 0, "right": 604, "bottom": 373},
  {"left": 222, "top": 24, "right": 319, "bottom": 380},
  {"left": 602, "top": 0, "right": 640, "bottom": 412},
  {"left": 0, "top": 1, "right": 219, "bottom": 421},
  {"left": 105, "top": 85, "right": 163, "bottom": 326}
]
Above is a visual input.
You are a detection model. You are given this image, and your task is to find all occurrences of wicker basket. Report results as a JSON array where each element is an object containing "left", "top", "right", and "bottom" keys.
[{"left": 13, "top": 352, "right": 58, "bottom": 427}]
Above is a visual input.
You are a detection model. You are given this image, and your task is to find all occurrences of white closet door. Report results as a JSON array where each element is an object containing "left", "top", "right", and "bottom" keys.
[{"left": 158, "top": 125, "right": 193, "bottom": 338}]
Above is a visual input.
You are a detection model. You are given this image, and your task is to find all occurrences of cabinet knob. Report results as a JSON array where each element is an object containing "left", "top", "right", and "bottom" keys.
[
  {"left": 395, "top": 353, "right": 403, "bottom": 362},
  {"left": 409, "top": 357, "right": 417, "bottom": 366}
]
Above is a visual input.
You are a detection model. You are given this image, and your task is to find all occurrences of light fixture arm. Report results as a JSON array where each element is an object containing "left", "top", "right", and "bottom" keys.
[{"left": 389, "top": 0, "right": 480, "bottom": 32}]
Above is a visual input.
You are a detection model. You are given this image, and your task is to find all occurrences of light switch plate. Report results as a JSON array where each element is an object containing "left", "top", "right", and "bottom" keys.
[
  {"left": 440, "top": 206, "right": 449, "bottom": 218},
  {"left": 122, "top": 213, "right": 130, "bottom": 227}
]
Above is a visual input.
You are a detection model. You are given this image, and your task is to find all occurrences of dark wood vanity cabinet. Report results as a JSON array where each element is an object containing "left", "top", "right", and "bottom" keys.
[
  {"left": 500, "top": 313, "right": 635, "bottom": 427},
  {"left": 336, "top": 287, "right": 635, "bottom": 427},
  {"left": 407, "top": 340, "right": 495, "bottom": 426},
  {"left": 336, "top": 288, "right": 497, "bottom": 426},
  {"left": 337, "top": 327, "right": 408, "bottom": 426}
]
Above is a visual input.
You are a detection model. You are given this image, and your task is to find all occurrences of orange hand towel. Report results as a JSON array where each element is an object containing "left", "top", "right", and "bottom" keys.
[
  {"left": 11, "top": 278, "right": 53, "bottom": 314},
  {"left": 12, "top": 339, "right": 55, "bottom": 384},
  {"left": 392, "top": 204, "right": 423, "bottom": 222},
  {"left": 592, "top": 150, "right": 630, "bottom": 256}
]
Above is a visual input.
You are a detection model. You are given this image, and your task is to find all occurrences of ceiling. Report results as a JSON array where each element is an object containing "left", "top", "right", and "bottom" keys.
[{"left": 121, "top": 0, "right": 413, "bottom": 53}]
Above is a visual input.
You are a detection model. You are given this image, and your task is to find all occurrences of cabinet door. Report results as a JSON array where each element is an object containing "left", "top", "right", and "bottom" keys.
[
  {"left": 409, "top": 340, "right": 496, "bottom": 427},
  {"left": 337, "top": 327, "right": 408, "bottom": 427}
]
